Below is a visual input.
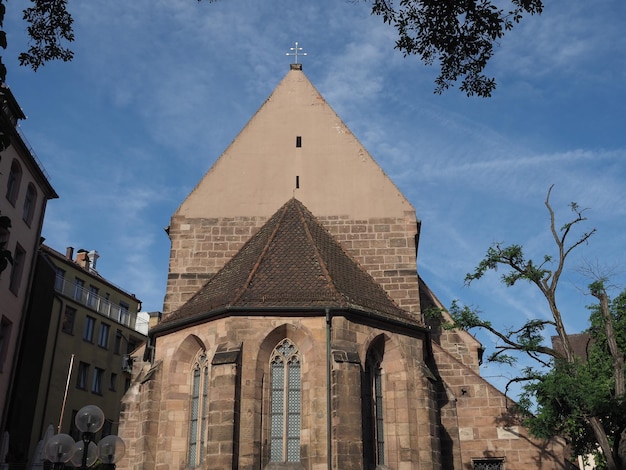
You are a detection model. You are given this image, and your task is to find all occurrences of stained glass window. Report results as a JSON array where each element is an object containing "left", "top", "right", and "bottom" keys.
[{"left": 269, "top": 339, "right": 301, "bottom": 462}]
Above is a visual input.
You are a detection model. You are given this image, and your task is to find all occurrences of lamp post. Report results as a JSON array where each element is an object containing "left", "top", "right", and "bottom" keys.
[
  {"left": 43, "top": 433, "right": 75, "bottom": 470},
  {"left": 72, "top": 405, "right": 126, "bottom": 470}
]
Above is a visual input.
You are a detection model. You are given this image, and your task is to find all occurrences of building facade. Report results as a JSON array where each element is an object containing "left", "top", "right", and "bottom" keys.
[
  {"left": 118, "top": 65, "right": 569, "bottom": 469},
  {"left": 0, "top": 85, "right": 58, "bottom": 437},
  {"left": 5, "top": 245, "right": 146, "bottom": 468}
]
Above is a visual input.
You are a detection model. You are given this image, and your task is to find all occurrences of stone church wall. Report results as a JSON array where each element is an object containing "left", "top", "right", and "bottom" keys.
[
  {"left": 163, "top": 211, "right": 421, "bottom": 318},
  {"left": 119, "top": 314, "right": 443, "bottom": 470},
  {"left": 432, "top": 344, "right": 569, "bottom": 469}
]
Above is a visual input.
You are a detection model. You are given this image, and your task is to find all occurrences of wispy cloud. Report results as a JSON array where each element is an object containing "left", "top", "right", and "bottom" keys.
[{"left": 4, "top": 0, "right": 625, "bottom": 355}]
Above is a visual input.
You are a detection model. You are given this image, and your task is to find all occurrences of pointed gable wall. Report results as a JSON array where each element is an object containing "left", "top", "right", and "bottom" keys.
[{"left": 164, "top": 66, "right": 420, "bottom": 318}]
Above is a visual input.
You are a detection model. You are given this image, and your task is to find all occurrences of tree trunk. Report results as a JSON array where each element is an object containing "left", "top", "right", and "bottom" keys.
[
  {"left": 591, "top": 288, "right": 625, "bottom": 469},
  {"left": 596, "top": 290, "right": 625, "bottom": 396},
  {"left": 588, "top": 416, "right": 621, "bottom": 470}
]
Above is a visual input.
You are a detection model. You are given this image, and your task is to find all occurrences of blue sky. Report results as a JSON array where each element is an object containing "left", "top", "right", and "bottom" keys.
[{"left": 4, "top": 0, "right": 626, "bottom": 391}]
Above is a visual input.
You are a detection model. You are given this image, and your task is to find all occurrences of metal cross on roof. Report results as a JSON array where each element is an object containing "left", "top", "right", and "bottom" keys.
[{"left": 286, "top": 42, "right": 307, "bottom": 63}]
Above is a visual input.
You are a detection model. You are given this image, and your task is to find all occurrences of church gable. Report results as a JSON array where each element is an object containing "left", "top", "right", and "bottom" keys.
[{"left": 177, "top": 65, "right": 411, "bottom": 220}]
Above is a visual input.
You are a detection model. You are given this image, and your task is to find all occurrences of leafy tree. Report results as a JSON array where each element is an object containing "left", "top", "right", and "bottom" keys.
[
  {"left": 0, "top": 0, "right": 74, "bottom": 83},
  {"left": 0, "top": 210, "right": 12, "bottom": 273},
  {"left": 518, "top": 288, "right": 626, "bottom": 469},
  {"left": 0, "top": 0, "right": 541, "bottom": 96},
  {"left": 430, "top": 185, "right": 626, "bottom": 469},
  {"left": 369, "top": 0, "right": 542, "bottom": 97}
]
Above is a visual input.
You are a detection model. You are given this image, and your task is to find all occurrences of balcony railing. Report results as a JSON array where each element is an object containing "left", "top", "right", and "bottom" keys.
[{"left": 54, "top": 275, "right": 146, "bottom": 333}]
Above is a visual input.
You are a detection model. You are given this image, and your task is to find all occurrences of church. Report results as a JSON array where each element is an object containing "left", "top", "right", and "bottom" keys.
[{"left": 117, "top": 63, "right": 569, "bottom": 469}]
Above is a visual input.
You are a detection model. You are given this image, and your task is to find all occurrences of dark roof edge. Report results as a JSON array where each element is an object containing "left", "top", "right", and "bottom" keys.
[{"left": 151, "top": 305, "right": 427, "bottom": 338}]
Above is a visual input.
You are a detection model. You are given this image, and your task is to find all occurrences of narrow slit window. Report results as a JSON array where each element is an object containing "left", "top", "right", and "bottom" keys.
[
  {"left": 188, "top": 352, "right": 209, "bottom": 467},
  {"left": 364, "top": 338, "right": 385, "bottom": 467},
  {"left": 296, "top": 176, "right": 300, "bottom": 189},
  {"left": 295, "top": 136, "right": 302, "bottom": 147}
]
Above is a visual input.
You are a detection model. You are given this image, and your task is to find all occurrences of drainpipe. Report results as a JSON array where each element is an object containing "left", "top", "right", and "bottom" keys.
[{"left": 325, "top": 307, "right": 332, "bottom": 470}]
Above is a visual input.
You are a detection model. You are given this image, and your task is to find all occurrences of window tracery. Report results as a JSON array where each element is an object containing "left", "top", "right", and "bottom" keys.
[
  {"left": 188, "top": 351, "right": 209, "bottom": 467},
  {"left": 269, "top": 338, "right": 301, "bottom": 463}
]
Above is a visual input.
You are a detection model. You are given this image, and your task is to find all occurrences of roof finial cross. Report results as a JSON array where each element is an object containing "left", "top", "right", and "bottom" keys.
[{"left": 286, "top": 42, "right": 307, "bottom": 63}]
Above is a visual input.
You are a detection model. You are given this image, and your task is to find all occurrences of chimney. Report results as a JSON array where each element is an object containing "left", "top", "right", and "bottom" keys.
[
  {"left": 76, "top": 249, "right": 89, "bottom": 269},
  {"left": 88, "top": 250, "right": 99, "bottom": 271},
  {"left": 65, "top": 247, "right": 74, "bottom": 260}
]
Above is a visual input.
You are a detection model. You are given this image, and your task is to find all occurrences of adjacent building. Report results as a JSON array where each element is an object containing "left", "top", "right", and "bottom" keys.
[
  {"left": 0, "top": 85, "right": 58, "bottom": 437},
  {"left": 117, "top": 64, "right": 570, "bottom": 469},
  {"left": 5, "top": 245, "right": 147, "bottom": 468}
]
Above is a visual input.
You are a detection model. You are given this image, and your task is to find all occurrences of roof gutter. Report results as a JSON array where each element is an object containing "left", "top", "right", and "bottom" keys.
[{"left": 149, "top": 304, "right": 428, "bottom": 338}]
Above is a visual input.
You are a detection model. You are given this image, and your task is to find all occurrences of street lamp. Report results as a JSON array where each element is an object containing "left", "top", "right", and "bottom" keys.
[
  {"left": 43, "top": 433, "right": 75, "bottom": 470},
  {"left": 72, "top": 404, "right": 126, "bottom": 470}
]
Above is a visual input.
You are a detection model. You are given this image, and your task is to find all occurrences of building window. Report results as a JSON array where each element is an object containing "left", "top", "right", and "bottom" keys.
[
  {"left": 119, "top": 301, "right": 130, "bottom": 325},
  {"left": 98, "top": 323, "right": 110, "bottom": 348},
  {"left": 87, "top": 285, "right": 99, "bottom": 309},
  {"left": 69, "top": 410, "right": 80, "bottom": 440},
  {"left": 9, "top": 243, "right": 25, "bottom": 294},
  {"left": 0, "top": 316, "right": 13, "bottom": 373},
  {"left": 295, "top": 136, "right": 302, "bottom": 147},
  {"left": 77, "top": 362, "right": 89, "bottom": 390},
  {"left": 6, "top": 159, "right": 22, "bottom": 206},
  {"left": 62, "top": 306, "right": 76, "bottom": 334},
  {"left": 188, "top": 352, "right": 209, "bottom": 467},
  {"left": 124, "top": 377, "right": 131, "bottom": 392},
  {"left": 109, "top": 373, "right": 117, "bottom": 391},
  {"left": 102, "top": 419, "right": 113, "bottom": 437},
  {"left": 83, "top": 316, "right": 95, "bottom": 342},
  {"left": 55, "top": 268, "right": 65, "bottom": 291},
  {"left": 269, "top": 338, "right": 301, "bottom": 463},
  {"left": 114, "top": 329, "right": 122, "bottom": 355},
  {"left": 126, "top": 338, "right": 139, "bottom": 355},
  {"left": 92, "top": 367, "right": 104, "bottom": 394},
  {"left": 73, "top": 277, "right": 84, "bottom": 301},
  {"left": 22, "top": 183, "right": 37, "bottom": 226},
  {"left": 473, "top": 459, "right": 505, "bottom": 470},
  {"left": 364, "top": 337, "right": 385, "bottom": 467}
]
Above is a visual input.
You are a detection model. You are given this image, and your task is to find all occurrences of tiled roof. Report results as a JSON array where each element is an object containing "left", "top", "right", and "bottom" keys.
[{"left": 161, "top": 198, "right": 419, "bottom": 326}]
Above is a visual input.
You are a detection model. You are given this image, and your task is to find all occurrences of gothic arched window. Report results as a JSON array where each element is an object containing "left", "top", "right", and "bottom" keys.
[
  {"left": 363, "top": 338, "right": 385, "bottom": 468},
  {"left": 188, "top": 352, "right": 209, "bottom": 467},
  {"left": 6, "top": 160, "right": 22, "bottom": 206},
  {"left": 22, "top": 183, "right": 37, "bottom": 226},
  {"left": 269, "top": 338, "right": 301, "bottom": 463}
]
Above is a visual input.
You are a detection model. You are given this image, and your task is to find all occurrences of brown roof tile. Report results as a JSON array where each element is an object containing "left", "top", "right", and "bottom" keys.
[{"left": 161, "top": 198, "right": 419, "bottom": 326}]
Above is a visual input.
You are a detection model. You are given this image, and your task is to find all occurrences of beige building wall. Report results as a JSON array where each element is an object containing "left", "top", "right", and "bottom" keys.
[
  {"left": 0, "top": 85, "right": 57, "bottom": 432},
  {"left": 6, "top": 245, "right": 146, "bottom": 466}
]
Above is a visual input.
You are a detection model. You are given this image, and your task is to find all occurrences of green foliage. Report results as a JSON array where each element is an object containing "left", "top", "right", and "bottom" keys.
[
  {"left": 516, "top": 291, "right": 626, "bottom": 458},
  {"left": 0, "top": 0, "right": 74, "bottom": 82},
  {"left": 457, "top": 189, "right": 626, "bottom": 468},
  {"left": 19, "top": 0, "right": 75, "bottom": 71},
  {"left": 465, "top": 243, "right": 551, "bottom": 287},
  {"left": 0, "top": 211, "right": 12, "bottom": 274},
  {"left": 370, "top": 0, "right": 542, "bottom": 97},
  {"left": 2, "top": 0, "right": 541, "bottom": 96},
  {"left": 0, "top": 1, "right": 6, "bottom": 82}
]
